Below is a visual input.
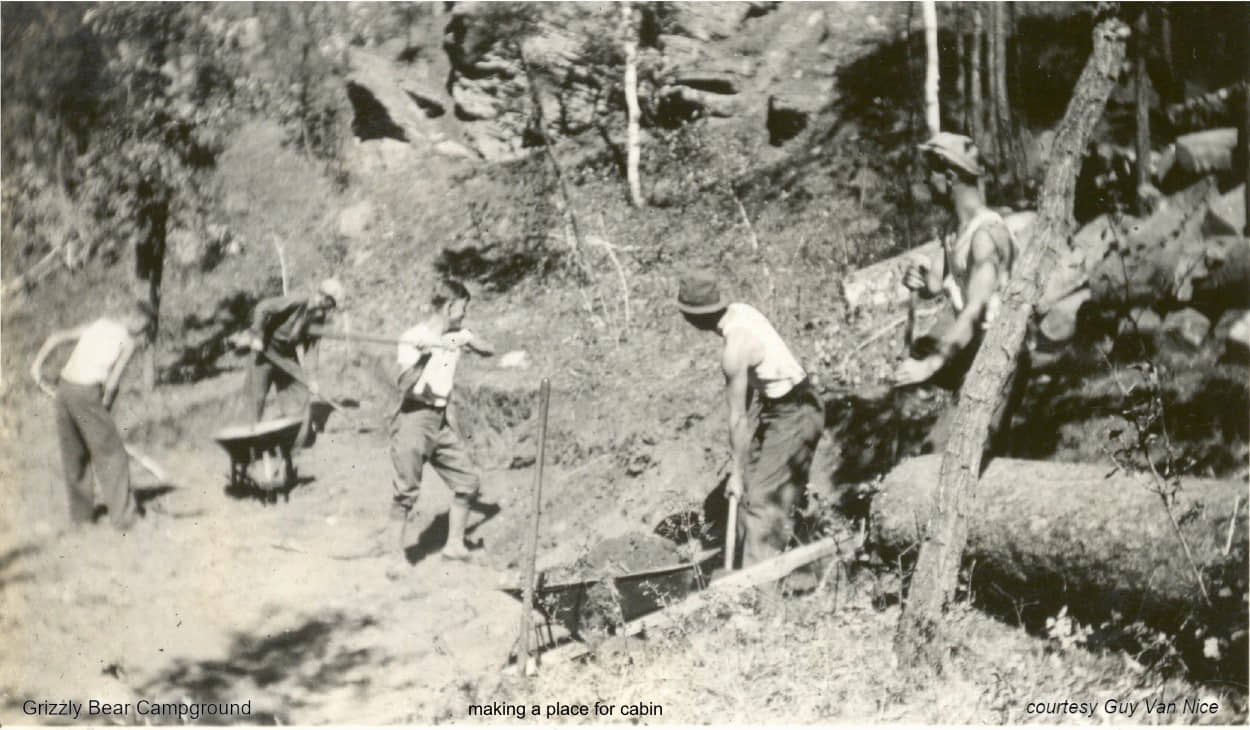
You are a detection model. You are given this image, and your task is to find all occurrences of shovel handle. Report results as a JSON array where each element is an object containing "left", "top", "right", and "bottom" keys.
[{"left": 905, "top": 290, "right": 920, "bottom": 351}]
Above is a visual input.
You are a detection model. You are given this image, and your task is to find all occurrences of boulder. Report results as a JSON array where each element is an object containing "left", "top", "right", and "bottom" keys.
[
  {"left": 657, "top": 85, "right": 740, "bottom": 123},
  {"left": 499, "top": 350, "right": 531, "bottom": 369},
  {"left": 1117, "top": 307, "right": 1163, "bottom": 339},
  {"left": 1038, "top": 288, "right": 1092, "bottom": 344},
  {"left": 433, "top": 139, "right": 479, "bottom": 159},
  {"left": 668, "top": 2, "right": 746, "bottom": 41},
  {"left": 671, "top": 71, "right": 739, "bottom": 95},
  {"left": 1205, "top": 184, "right": 1246, "bottom": 236},
  {"left": 452, "top": 82, "right": 501, "bottom": 121},
  {"left": 1160, "top": 308, "right": 1212, "bottom": 350},
  {"left": 1174, "top": 127, "right": 1238, "bottom": 176},
  {"left": 1222, "top": 309, "right": 1250, "bottom": 360},
  {"left": 337, "top": 200, "right": 376, "bottom": 240}
]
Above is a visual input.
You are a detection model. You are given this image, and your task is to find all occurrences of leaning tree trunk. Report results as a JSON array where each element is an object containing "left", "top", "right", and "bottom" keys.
[
  {"left": 894, "top": 15, "right": 1128, "bottom": 673},
  {"left": 874, "top": 456, "right": 1248, "bottom": 679},
  {"left": 621, "top": 1, "right": 643, "bottom": 208},
  {"left": 1134, "top": 10, "right": 1152, "bottom": 215},
  {"left": 922, "top": 0, "right": 939, "bottom": 138}
]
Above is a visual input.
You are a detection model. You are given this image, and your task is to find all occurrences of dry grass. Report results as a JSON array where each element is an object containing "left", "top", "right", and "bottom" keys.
[{"left": 479, "top": 571, "right": 1247, "bottom": 725}]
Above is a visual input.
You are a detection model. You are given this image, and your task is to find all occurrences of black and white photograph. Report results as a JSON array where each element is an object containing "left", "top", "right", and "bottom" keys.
[{"left": 1, "top": 1, "right": 1248, "bottom": 724}]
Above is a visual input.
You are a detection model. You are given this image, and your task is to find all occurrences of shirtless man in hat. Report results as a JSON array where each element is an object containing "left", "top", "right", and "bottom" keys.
[
  {"left": 893, "top": 132, "right": 1023, "bottom": 449},
  {"left": 678, "top": 272, "right": 824, "bottom": 567}
]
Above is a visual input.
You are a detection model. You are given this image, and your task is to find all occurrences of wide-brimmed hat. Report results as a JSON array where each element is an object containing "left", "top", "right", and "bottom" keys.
[
  {"left": 318, "top": 277, "right": 345, "bottom": 307},
  {"left": 676, "top": 271, "right": 729, "bottom": 315},
  {"left": 919, "top": 132, "right": 983, "bottom": 178}
]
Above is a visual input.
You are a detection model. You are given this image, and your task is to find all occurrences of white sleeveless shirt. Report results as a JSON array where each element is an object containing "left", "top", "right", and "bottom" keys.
[
  {"left": 718, "top": 303, "right": 806, "bottom": 400},
  {"left": 60, "top": 318, "right": 132, "bottom": 386},
  {"left": 942, "top": 208, "right": 1017, "bottom": 326}
]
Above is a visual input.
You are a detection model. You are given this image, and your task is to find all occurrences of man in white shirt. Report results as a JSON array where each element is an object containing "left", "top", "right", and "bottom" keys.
[
  {"left": 389, "top": 280, "right": 494, "bottom": 565},
  {"left": 30, "top": 300, "right": 154, "bottom": 530},
  {"left": 678, "top": 272, "right": 824, "bottom": 567}
]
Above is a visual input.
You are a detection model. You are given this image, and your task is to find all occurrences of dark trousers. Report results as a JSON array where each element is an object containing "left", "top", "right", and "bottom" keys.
[
  {"left": 389, "top": 403, "right": 481, "bottom": 513},
  {"left": 54, "top": 381, "right": 135, "bottom": 529},
  {"left": 739, "top": 381, "right": 825, "bottom": 566}
]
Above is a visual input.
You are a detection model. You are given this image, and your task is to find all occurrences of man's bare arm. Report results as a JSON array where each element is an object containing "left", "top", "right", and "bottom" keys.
[
  {"left": 103, "top": 339, "right": 137, "bottom": 410},
  {"left": 936, "top": 228, "right": 1002, "bottom": 359},
  {"left": 30, "top": 327, "right": 85, "bottom": 395},
  {"left": 722, "top": 335, "right": 756, "bottom": 498}
]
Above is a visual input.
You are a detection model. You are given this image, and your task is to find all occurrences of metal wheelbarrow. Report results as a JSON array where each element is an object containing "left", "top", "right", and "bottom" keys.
[
  {"left": 212, "top": 415, "right": 304, "bottom": 500},
  {"left": 502, "top": 548, "right": 720, "bottom": 644}
]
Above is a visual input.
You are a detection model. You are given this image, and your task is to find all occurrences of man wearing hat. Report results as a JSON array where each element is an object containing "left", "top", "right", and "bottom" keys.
[
  {"left": 245, "top": 278, "right": 343, "bottom": 433},
  {"left": 30, "top": 298, "right": 155, "bottom": 530},
  {"left": 893, "top": 133, "right": 1026, "bottom": 454},
  {"left": 894, "top": 132, "right": 1018, "bottom": 389},
  {"left": 678, "top": 272, "right": 824, "bottom": 567}
]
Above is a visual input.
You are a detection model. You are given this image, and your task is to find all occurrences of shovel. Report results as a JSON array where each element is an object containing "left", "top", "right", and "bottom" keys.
[{"left": 254, "top": 348, "right": 374, "bottom": 433}]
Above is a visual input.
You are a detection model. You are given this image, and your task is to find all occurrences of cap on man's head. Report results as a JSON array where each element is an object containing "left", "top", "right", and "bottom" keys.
[
  {"left": 919, "top": 132, "right": 983, "bottom": 178},
  {"left": 318, "top": 278, "right": 345, "bottom": 307},
  {"left": 676, "top": 271, "right": 728, "bottom": 315}
]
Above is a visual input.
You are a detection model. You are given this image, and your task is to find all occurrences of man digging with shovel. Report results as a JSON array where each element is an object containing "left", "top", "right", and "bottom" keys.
[
  {"left": 677, "top": 272, "right": 823, "bottom": 569},
  {"left": 244, "top": 278, "right": 344, "bottom": 446},
  {"left": 30, "top": 299, "right": 155, "bottom": 531},
  {"left": 387, "top": 280, "right": 494, "bottom": 575}
]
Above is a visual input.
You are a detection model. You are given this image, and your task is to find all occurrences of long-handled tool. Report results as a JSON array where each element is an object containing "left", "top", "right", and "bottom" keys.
[
  {"left": 36, "top": 389, "right": 172, "bottom": 484},
  {"left": 255, "top": 348, "right": 373, "bottom": 433},
  {"left": 724, "top": 489, "right": 739, "bottom": 571},
  {"left": 517, "top": 378, "right": 551, "bottom": 676},
  {"left": 905, "top": 289, "right": 920, "bottom": 352}
]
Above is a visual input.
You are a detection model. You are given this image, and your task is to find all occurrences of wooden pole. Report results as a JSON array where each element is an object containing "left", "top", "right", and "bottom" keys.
[{"left": 518, "top": 378, "right": 551, "bottom": 676}]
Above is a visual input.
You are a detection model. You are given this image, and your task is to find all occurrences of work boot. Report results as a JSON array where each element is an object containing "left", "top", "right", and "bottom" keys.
[
  {"left": 441, "top": 494, "right": 473, "bottom": 561},
  {"left": 385, "top": 504, "right": 414, "bottom": 580}
]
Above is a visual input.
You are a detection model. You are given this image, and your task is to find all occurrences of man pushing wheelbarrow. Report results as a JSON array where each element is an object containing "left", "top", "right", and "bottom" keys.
[{"left": 242, "top": 277, "right": 345, "bottom": 449}]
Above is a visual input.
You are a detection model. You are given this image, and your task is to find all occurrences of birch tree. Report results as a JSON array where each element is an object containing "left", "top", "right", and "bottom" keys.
[
  {"left": 621, "top": 1, "right": 643, "bottom": 207},
  {"left": 922, "top": 0, "right": 939, "bottom": 138}
]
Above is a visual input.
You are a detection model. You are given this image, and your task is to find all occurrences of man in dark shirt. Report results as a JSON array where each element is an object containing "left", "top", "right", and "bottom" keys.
[{"left": 246, "top": 278, "right": 344, "bottom": 423}]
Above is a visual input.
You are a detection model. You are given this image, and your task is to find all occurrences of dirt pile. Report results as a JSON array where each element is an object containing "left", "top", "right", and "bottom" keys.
[{"left": 558, "top": 532, "right": 685, "bottom": 581}]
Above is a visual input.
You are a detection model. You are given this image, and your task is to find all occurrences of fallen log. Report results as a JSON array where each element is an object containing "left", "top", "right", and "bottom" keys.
[
  {"left": 871, "top": 455, "right": 1248, "bottom": 672},
  {"left": 840, "top": 211, "right": 1037, "bottom": 310}
]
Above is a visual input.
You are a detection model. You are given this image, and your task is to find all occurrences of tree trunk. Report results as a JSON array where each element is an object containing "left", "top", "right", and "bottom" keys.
[
  {"left": 1134, "top": 10, "right": 1152, "bottom": 216},
  {"left": 874, "top": 455, "right": 1248, "bottom": 676},
  {"left": 969, "top": 6, "right": 986, "bottom": 199},
  {"left": 893, "top": 16, "right": 1128, "bottom": 673},
  {"left": 986, "top": 2, "right": 1002, "bottom": 189},
  {"left": 955, "top": 7, "right": 965, "bottom": 128},
  {"left": 922, "top": 0, "right": 939, "bottom": 138},
  {"left": 1155, "top": 5, "right": 1180, "bottom": 106},
  {"left": 1242, "top": 9, "right": 1250, "bottom": 236},
  {"left": 517, "top": 48, "right": 591, "bottom": 282},
  {"left": 621, "top": 2, "right": 643, "bottom": 208}
]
